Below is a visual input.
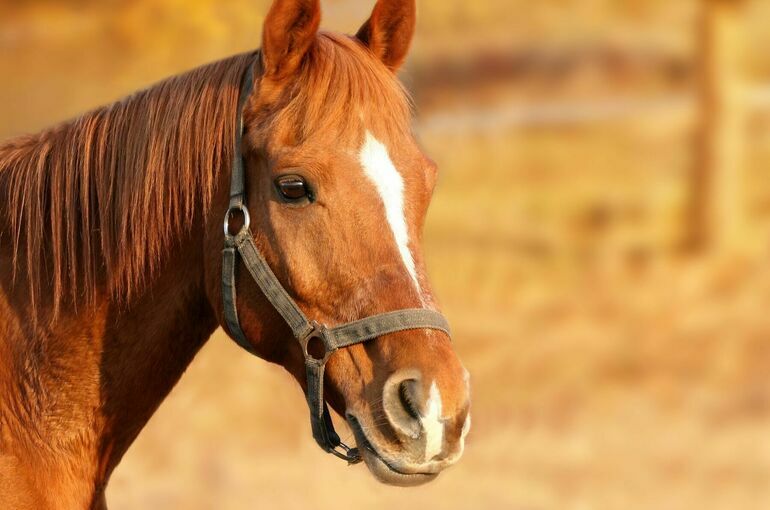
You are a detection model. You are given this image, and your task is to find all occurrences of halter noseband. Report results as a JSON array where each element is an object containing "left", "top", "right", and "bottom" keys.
[{"left": 221, "top": 58, "right": 451, "bottom": 464}]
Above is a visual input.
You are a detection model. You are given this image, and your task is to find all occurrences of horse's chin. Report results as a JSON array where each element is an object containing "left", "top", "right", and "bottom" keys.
[
  {"left": 347, "top": 414, "right": 439, "bottom": 487},
  {"left": 358, "top": 446, "right": 438, "bottom": 487}
]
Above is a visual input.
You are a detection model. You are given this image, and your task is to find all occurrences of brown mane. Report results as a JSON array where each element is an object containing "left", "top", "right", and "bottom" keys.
[{"left": 0, "top": 53, "right": 253, "bottom": 317}]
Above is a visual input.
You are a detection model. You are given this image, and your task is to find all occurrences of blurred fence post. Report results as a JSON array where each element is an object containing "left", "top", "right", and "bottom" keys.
[{"left": 689, "top": 0, "right": 747, "bottom": 253}]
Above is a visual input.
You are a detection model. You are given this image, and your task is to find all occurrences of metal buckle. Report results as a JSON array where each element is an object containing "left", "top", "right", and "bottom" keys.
[
  {"left": 300, "top": 321, "right": 334, "bottom": 364},
  {"left": 329, "top": 442, "right": 363, "bottom": 464},
  {"left": 223, "top": 204, "right": 251, "bottom": 238}
]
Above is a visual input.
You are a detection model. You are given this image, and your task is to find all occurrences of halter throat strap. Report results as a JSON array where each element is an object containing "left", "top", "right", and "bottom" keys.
[{"left": 221, "top": 58, "right": 451, "bottom": 464}]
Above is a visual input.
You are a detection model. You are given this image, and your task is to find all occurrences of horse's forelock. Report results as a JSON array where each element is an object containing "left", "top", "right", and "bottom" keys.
[{"left": 259, "top": 32, "right": 413, "bottom": 143}]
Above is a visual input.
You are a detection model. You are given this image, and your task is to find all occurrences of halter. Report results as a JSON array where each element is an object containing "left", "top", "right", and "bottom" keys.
[{"left": 221, "top": 58, "right": 451, "bottom": 463}]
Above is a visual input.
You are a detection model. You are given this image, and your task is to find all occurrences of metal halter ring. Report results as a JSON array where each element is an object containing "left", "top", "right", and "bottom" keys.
[
  {"left": 224, "top": 204, "right": 251, "bottom": 238},
  {"left": 300, "top": 321, "right": 335, "bottom": 365}
]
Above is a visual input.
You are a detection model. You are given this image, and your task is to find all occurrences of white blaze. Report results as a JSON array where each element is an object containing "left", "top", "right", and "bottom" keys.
[
  {"left": 421, "top": 381, "right": 444, "bottom": 461},
  {"left": 358, "top": 131, "right": 421, "bottom": 295},
  {"left": 461, "top": 414, "right": 471, "bottom": 440}
]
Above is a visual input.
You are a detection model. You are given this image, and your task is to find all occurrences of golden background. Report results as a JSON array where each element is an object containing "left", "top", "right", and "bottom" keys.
[{"left": 2, "top": 1, "right": 770, "bottom": 509}]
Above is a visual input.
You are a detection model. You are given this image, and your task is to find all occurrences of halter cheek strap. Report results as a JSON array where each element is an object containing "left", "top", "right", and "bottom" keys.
[{"left": 222, "top": 58, "right": 451, "bottom": 464}]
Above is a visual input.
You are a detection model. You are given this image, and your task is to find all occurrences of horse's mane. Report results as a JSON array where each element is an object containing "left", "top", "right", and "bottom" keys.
[
  {"left": 0, "top": 33, "right": 411, "bottom": 319},
  {"left": 0, "top": 52, "right": 253, "bottom": 316}
]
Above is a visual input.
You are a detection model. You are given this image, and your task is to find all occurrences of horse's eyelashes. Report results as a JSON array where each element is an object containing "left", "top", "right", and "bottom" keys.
[{"left": 275, "top": 174, "right": 312, "bottom": 203}]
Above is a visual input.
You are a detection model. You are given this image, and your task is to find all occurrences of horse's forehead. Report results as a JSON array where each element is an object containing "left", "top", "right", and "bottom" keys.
[
  {"left": 267, "top": 119, "right": 423, "bottom": 178},
  {"left": 279, "top": 114, "right": 411, "bottom": 147},
  {"left": 266, "top": 92, "right": 413, "bottom": 155}
]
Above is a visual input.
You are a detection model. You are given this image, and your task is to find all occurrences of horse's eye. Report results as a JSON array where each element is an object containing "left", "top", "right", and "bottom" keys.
[{"left": 275, "top": 175, "right": 310, "bottom": 201}]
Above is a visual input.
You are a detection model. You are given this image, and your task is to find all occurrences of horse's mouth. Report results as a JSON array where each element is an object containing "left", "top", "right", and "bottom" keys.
[{"left": 346, "top": 414, "right": 439, "bottom": 487}]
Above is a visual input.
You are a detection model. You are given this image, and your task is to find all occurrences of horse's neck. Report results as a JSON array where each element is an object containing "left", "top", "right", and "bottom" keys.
[
  {"left": 0, "top": 224, "right": 218, "bottom": 505},
  {"left": 91, "top": 240, "right": 219, "bottom": 470}
]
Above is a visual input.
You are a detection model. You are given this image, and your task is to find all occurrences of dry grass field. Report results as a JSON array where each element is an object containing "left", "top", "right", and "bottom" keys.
[{"left": 2, "top": 1, "right": 770, "bottom": 509}]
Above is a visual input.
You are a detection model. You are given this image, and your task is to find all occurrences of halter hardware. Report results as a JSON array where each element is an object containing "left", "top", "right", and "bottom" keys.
[
  {"left": 300, "top": 321, "right": 335, "bottom": 363},
  {"left": 224, "top": 204, "right": 251, "bottom": 238},
  {"left": 220, "top": 56, "right": 451, "bottom": 465}
]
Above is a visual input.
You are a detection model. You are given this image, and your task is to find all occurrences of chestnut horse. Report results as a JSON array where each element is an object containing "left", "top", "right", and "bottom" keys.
[{"left": 0, "top": 0, "right": 470, "bottom": 507}]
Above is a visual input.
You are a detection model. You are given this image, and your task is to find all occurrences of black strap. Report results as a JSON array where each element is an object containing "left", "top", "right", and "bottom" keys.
[
  {"left": 228, "top": 230, "right": 312, "bottom": 340},
  {"left": 228, "top": 57, "right": 255, "bottom": 211},
  {"left": 221, "top": 57, "right": 452, "bottom": 464},
  {"left": 328, "top": 309, "right": 450, "bottom": 349}
]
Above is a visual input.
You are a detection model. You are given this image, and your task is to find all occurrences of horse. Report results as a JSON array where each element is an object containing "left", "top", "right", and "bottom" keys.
[{"left": 0, "top": 0, "right": 471, "bottom": 507}]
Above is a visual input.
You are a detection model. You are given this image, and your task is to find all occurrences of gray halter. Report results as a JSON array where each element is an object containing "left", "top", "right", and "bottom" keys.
[{"left": 221, "top": 58, "right": 451, "bottom": 463}]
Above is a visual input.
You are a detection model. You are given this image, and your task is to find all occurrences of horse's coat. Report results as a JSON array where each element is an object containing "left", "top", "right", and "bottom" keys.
[{"left": 0, "top": 0, "right": 470, "bottom": 506}]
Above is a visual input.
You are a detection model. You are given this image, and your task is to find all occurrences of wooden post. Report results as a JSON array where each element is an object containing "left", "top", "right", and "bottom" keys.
[{"left": 690, "top": 0, "right": 747, "bottom": 253}]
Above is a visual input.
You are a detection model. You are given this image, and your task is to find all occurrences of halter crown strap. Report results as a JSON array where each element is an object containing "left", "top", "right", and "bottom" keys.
[{"left": 221, "top": 57, "right": 451, "bottom": 464}]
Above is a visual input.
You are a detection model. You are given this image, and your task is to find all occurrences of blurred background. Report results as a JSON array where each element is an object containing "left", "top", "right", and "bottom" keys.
[{"left": 2, "top": 0, "right": 770, "bottom": 509}]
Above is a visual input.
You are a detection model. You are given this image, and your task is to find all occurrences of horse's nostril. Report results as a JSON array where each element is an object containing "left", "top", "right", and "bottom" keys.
[
  {"left": 383, "top": 371, "right": 424, "bottom": 440},
  {"left": 398, "top": 379, "right": 422, "bottom": 420}
]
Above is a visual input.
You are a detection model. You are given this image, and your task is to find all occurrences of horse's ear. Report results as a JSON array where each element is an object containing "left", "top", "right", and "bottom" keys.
[
  {"left": 355, "top": 0, "right": 416, "bottom": 72},
  {"left": 261, "top": 0, "right": 321, "bottom": 79}
]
